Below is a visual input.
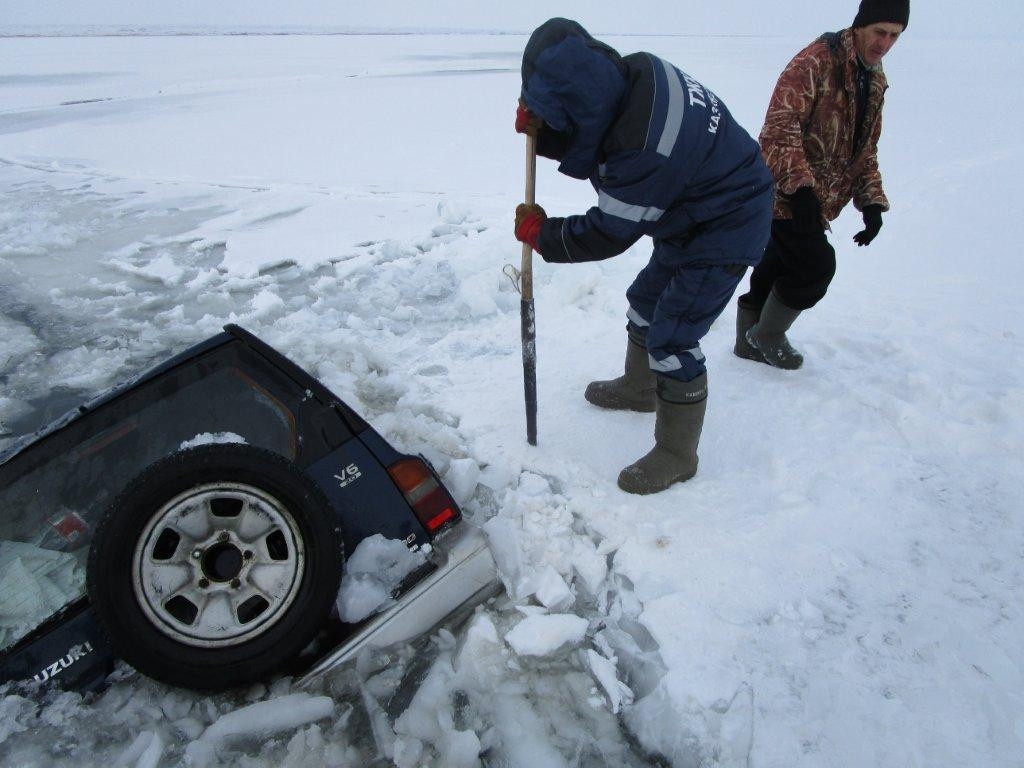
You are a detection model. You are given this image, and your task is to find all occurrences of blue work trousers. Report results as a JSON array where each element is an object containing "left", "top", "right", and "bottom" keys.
[{"left": 626, "top": 243, "right": 748, "bottom": 382}]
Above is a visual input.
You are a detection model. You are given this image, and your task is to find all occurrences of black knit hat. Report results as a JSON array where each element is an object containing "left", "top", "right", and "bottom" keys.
[{"left": 853, "top": 0, "right": 910, "bottom": 29}]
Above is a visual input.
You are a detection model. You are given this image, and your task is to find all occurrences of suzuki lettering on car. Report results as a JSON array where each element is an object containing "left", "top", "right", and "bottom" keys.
[{"left": 35, "top": 642, "right": 94, "bottom": 684}]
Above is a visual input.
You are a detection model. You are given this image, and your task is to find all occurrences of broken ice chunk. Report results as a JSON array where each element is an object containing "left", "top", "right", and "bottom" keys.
[
  {"left": 444, "top": 458, "right": 480, "bottom": 507},
  {"left": 534, "top": 566, "right": 574, "bottom": 611},
  {"left": 584, "top": 649, "right": 634, "bottom": 714},
  {"left": 505, "top": 613, "right": 588, "bottom": 657}
]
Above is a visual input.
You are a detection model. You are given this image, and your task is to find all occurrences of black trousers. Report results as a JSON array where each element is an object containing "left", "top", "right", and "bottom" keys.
[{"left": 737, "top": 219, "right": 836, "bottom": 311}]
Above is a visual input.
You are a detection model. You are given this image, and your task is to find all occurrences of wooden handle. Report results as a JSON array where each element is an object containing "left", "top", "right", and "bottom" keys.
[{"left": 520, "top": 133, "right": 537, "bottom": 301}]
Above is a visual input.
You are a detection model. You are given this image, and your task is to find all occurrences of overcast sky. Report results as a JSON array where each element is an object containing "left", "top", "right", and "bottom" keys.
[{"left": 1, "top": 0, "right": 1020, "bottom": 37}]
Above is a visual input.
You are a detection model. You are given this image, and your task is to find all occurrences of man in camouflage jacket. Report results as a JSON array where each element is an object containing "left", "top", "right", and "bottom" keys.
[{"left": 735, "top": 0, "right": 909, "bottom": 370}]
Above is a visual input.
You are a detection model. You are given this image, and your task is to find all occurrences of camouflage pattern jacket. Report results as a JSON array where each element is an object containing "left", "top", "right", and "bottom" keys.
[{"left": 760, "top": 28, "right": 890, "bottom": 224}]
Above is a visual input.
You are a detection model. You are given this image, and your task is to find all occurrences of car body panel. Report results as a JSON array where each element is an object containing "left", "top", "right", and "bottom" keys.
[{"left": 306, "top": 443, "right": 428, "bottom": 556}]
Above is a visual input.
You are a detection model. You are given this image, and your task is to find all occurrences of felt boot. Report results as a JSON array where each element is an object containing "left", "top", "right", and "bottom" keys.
[
  {"left": 617, "top": 374, "right": 707, "bottom": 495},
  {"left": 733, "top": 302, "right": 764, "bottom": 362},
  {"left": 585, "top": 329, "right": 656, "bottom": 412},
  {"left": 746, "top": 292, "right": 804, "bottom": 370}
]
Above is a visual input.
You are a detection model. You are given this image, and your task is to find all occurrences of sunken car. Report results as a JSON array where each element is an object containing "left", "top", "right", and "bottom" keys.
[{"left": 0, "top": 324, "right": 498, "bottom": 692}]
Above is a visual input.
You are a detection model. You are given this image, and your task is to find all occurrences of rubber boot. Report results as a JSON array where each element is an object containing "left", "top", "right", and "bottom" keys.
[
  {"left": 617, "top": 374, "right": 707, "bottom": 495},
  {"left": 584, "top": 328, "right": 656, "bottom": 412},
  {"left": 745, "top": 292, "right": 804, "bottom": 370},
  {"left": 733, "top": 302, "right": 764, "bottom": 362}
]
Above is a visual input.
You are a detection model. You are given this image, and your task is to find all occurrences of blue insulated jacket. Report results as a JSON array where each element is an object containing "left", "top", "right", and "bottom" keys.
[{"left": 521, "top": 19, "right": 774, "bottom": 265}]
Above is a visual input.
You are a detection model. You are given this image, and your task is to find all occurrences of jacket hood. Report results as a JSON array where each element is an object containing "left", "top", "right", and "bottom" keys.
[{"left": 521, "top": 18, "right": 626, "bottom": 179}]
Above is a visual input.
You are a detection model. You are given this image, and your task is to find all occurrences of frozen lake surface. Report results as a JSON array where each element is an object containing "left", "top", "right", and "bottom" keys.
[{"left": 1, "top": 29, "right": 1022, "bottom": 768}]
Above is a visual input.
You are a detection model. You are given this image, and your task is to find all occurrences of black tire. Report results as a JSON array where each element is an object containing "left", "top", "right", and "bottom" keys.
[{"left": 86, "top": 444, "right": 343, "bottom": 691}]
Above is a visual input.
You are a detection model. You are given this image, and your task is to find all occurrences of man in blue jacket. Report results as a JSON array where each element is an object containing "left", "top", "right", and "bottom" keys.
[{"left": 514, "top": 18, "right": 773, "bottom": 494}]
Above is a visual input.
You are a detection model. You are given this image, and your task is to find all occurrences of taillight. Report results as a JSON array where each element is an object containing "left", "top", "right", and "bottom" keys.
[{"left": 388, "top": 458, "right": 459, "bottom": 534}]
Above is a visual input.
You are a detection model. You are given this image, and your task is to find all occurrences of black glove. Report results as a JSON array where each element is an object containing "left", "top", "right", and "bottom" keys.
[
  {"left": 789, "top": 187, "right": 822, "bottom": 234},
  {"left": 853, "top": 205, "right": 884, "bottom": 246}
]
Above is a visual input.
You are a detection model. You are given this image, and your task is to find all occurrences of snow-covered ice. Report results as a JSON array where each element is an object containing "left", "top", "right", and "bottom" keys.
[{"left": 1, "top": 20, "right": 1022, "bottom": 768}]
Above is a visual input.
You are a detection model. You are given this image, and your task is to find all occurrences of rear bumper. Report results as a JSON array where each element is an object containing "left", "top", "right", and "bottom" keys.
[{"left": 298, "top": 523, "right": 500, "bottom": 685}]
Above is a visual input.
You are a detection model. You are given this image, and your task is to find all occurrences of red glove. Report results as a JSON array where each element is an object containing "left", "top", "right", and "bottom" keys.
[
  {"left": 515, "top": 203, "right": 546, "bottom": 253},
  {"left": 515, "top": 100, "right": 544, "bottom": 136}
]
